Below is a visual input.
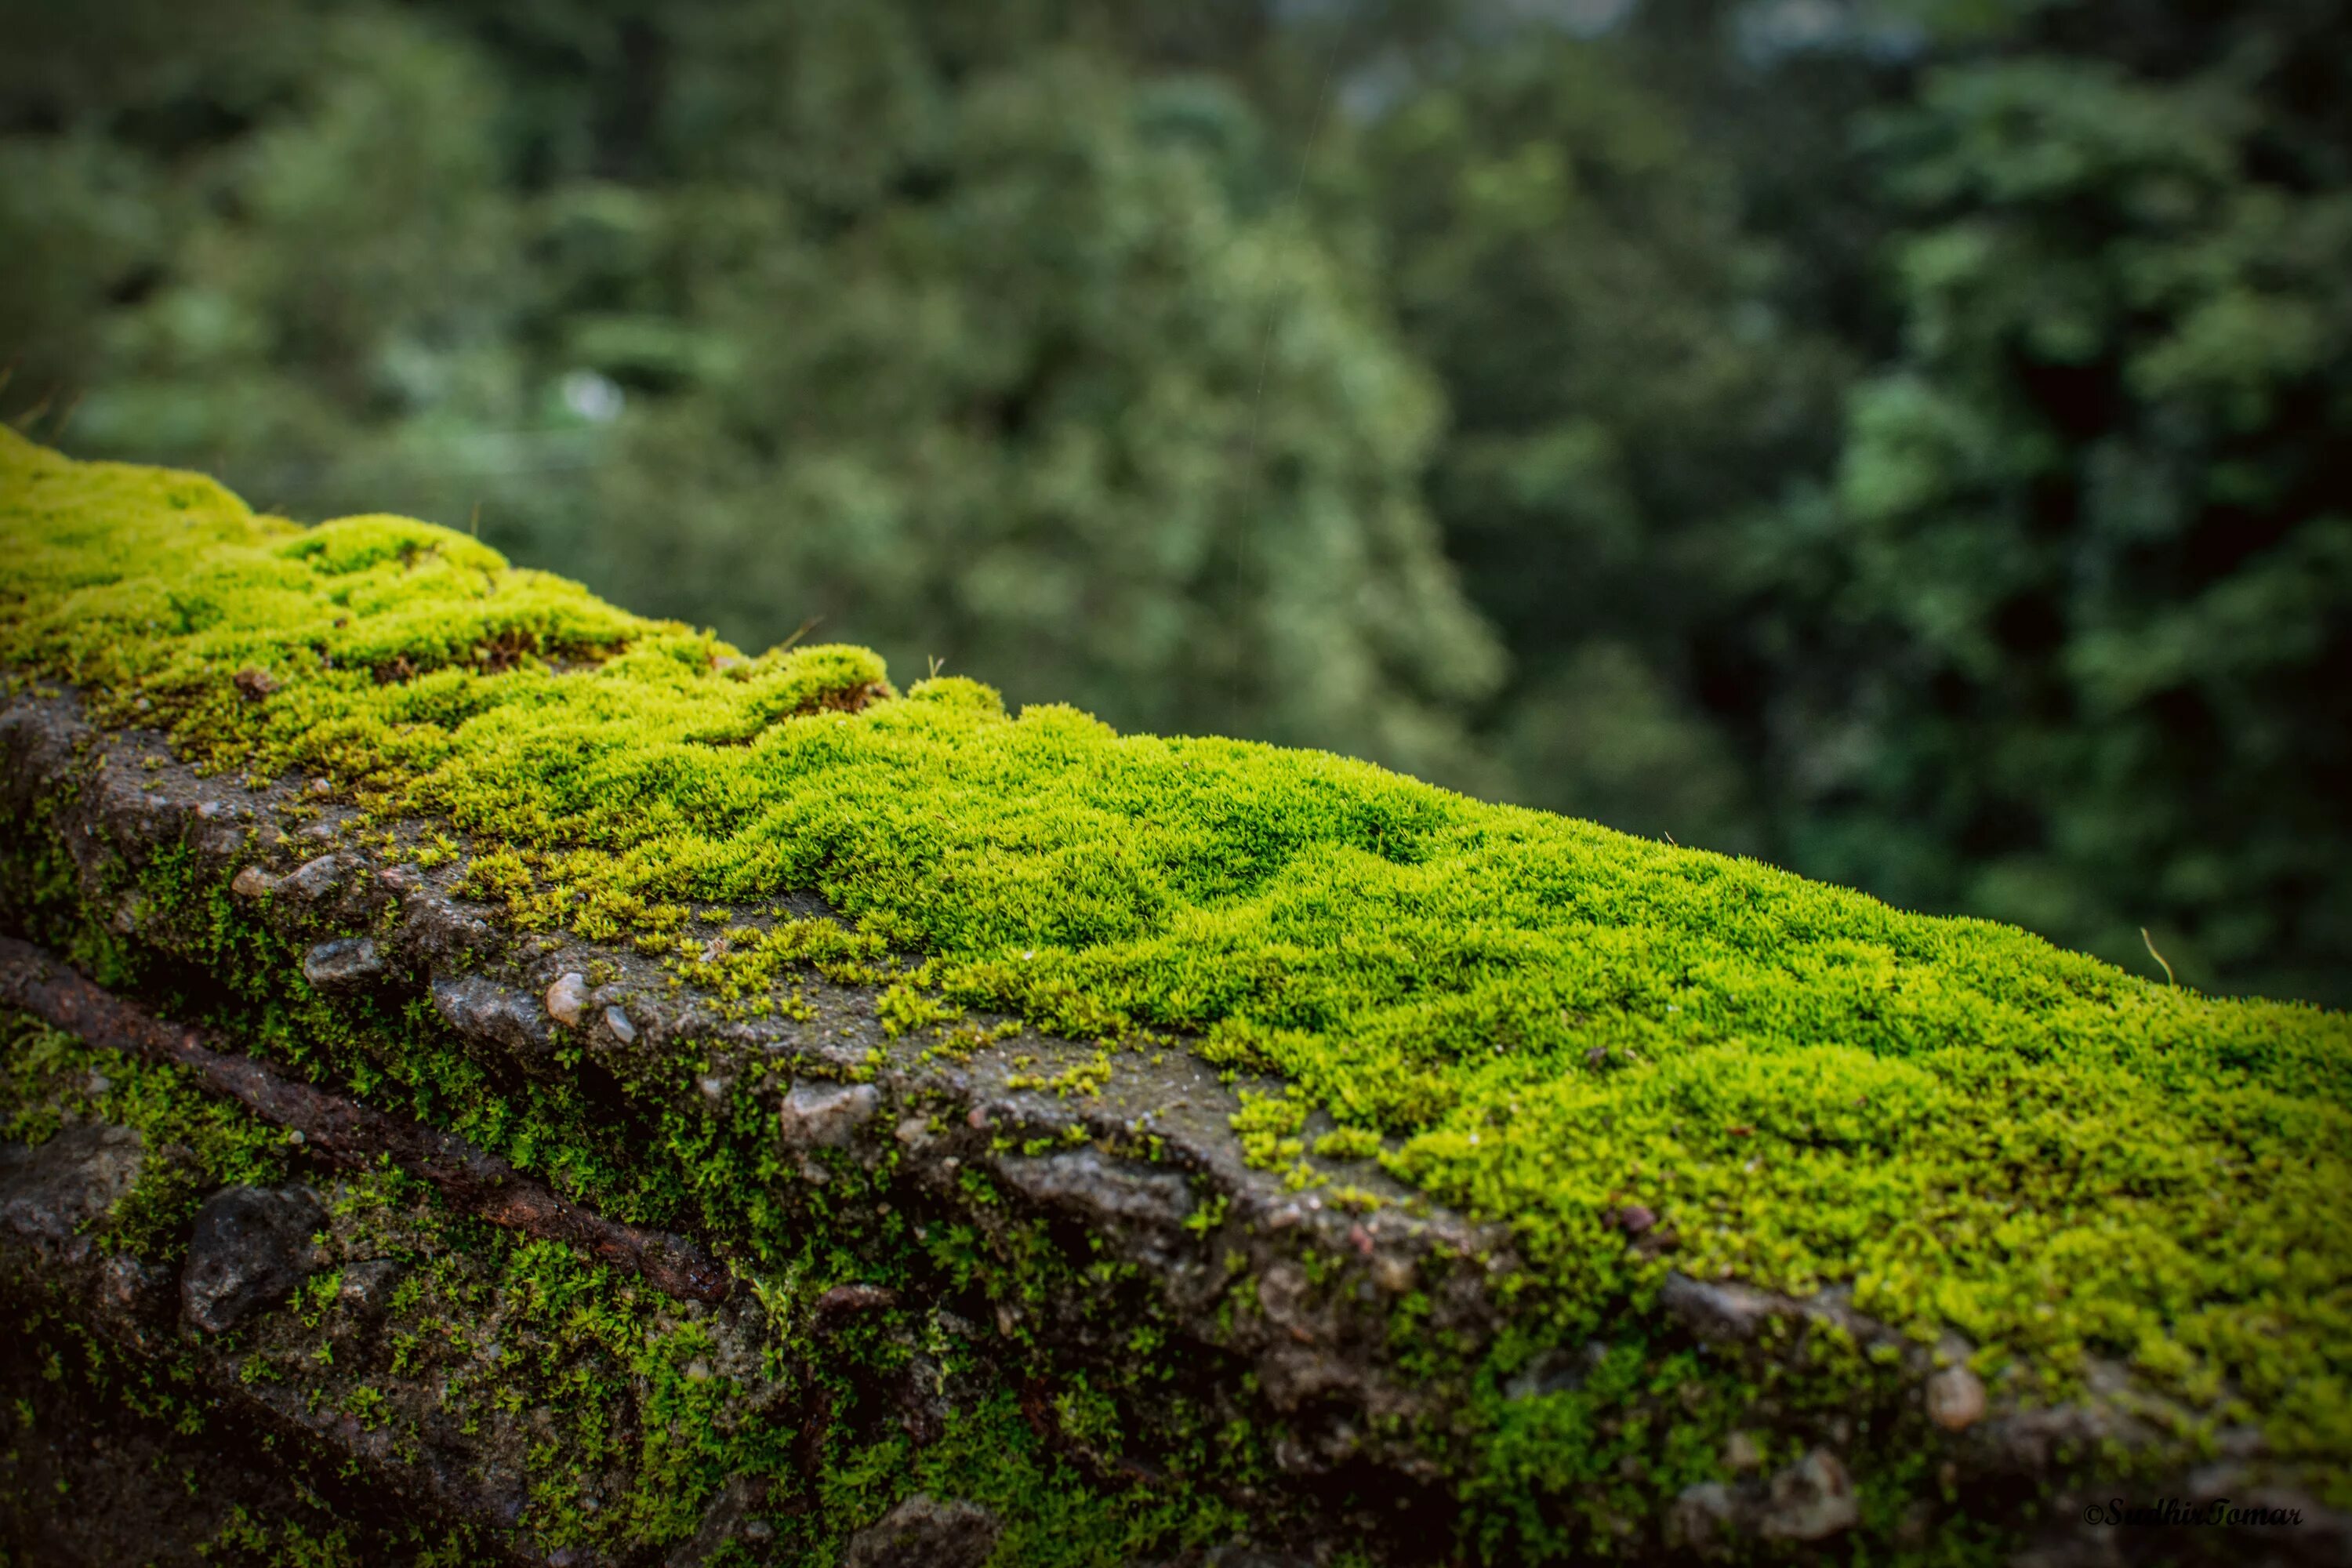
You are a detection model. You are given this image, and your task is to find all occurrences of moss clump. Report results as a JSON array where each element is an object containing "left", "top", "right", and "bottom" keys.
[{"left": 5, "top": 430, "right": 2351, "bottom": 1497}]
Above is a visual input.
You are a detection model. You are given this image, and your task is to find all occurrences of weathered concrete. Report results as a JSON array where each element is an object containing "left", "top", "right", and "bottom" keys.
[{"left": 5, "top": 681, "right": 2347, "bottom": 1566}]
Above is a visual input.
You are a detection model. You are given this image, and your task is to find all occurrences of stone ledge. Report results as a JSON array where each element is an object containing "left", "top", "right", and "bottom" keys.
[{"left": 6, "top": 681, "right": 2347, "bottom": 1565}]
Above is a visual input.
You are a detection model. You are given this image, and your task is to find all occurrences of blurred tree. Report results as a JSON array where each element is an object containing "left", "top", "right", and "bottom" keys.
[
  {"left": 1755, "top": 0, "right": 2352, "bottom": 1001},
  {"left": 1352, "top": 21, "right": 1860, "bottom": 846},
  {"left": 5, "top": 0, "right": 2346, "bottom": 1001},
  {"left": 568, "top": 35, "right": 1505, "bottom": 781},
  {"left": 2, "top": 0, "right": 1504, "bottom": 788},
  {"left": 2, "top": 2, "right": 539, "bottom": 525}
]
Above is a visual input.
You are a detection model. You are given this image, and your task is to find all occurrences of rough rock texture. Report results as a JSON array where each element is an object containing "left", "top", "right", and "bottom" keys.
[
  {"left": 841, "top": 1494, "right": 1002, "bottom": 1568},
  {"left": 0, "top": 1121, "right": 143, "bottom": 1250},
  {"left": 180, "top": 1182, "right": 326, "bottom": 1333}
]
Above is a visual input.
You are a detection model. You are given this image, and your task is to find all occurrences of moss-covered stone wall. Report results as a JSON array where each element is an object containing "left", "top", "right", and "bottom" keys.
[{"left": 2, "top": 430, "right": 2347, "bottom": 1565}]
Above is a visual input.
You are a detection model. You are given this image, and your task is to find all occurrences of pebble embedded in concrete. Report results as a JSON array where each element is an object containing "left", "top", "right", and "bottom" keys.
[
  {"left": 842, "top": 1494, "right": 1001, "bottom": 1568},
  {"left": 302, "top": 936, "right": 383, "bottom": 990},
  {"left": 776, "top": 1082, "right": 880, "bottom": 1149},
  {"left": 180, "top": 1185, "right": 326, "bottom": 1335},
  {"left": 545, "top": 971, "right": 588, "bottom": 1027},
  {"left": 1925, "top": 1363, "right": 1987, "bottom": 1431}
]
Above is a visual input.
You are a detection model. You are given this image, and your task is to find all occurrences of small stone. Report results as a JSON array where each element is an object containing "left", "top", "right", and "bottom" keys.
[
  {"left": 544, "top": 971, "right": 589, "bottom": 1028},
  {"left": 230, "top": 866, "right": 277, "bottom": 899},
  {"left": 1724, "top": 1430, "right": 1765, "bottom": 1472},
  {"left": 1925, "top": 1363, "right": 1987, "bottom": 1431},
  {"left": 778, "top": 1082, "right": 881, "bottom": 1149},
  {"left": 232, "top": 666, "right": 280, "bottom": 699},
  {"left": 994, "top": 1149, "right": 1194, "bottom": 1232},
  {"left": 895, "top": 1116, "right": 933, "bottom": 1149},
  {"left": 1657, "top": 1272, "right": 1793, "bottom": 1342},
  {"left": 698, "top": 1075, "right": 727, "bottom": 1101},
  {"left": 604, "top": 1004, "right": 638, "bottom": 1043},
  {"left": 307, "top": 777, "right": 332, "bottom": 797},
  {"left": 1757, "top": 1449, "right": 1859, "bottom": 1541},
  {"left": 1610, "top": 1203, "right": 1657, "bottom": 1236},
  {"left": 1202, "top": 1545, "right": 1319, "bottom": 1568},
  {"left": 685, "top": 1358, "right": 713, "bottom": 1382},
  {"left": 430, "top": 975, "right": 554, "bottom": 1056},
  {"left": 843, "top": 1494, "right": 1001, "bottom": 1568},
  {"left": 279, "top": 852, "right": 347, "bottom": 902},
  {"left": 0, "top": 1124, "right": 147, "bottom": 1248},
  {"left": 1271, "top": 1433, "right": 1316, "bottom": 1474},
  {"left": 301, "top": 936, "right": 383, "bottom": 991},
  {"left": 1665, "top": 1482, "right": 1738, "bottom": 1558},
  {"left": 181, "top": 1185, "right": 325, "bottom": 1334},
  {"left": 1368, "top": 1252, "right": 1417, "bottom": 1294}
]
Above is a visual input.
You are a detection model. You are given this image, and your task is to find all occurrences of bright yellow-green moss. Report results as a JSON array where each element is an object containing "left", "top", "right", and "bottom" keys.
[{"left": 5, "top": 431, "right": 2350, "bottom": 1483}]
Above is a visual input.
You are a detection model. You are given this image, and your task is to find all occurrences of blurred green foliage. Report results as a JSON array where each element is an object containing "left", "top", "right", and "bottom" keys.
[
  {"left": 1768, "top": 0, "right": 2352, "bottom": 1005},
  {"left": 3, "top": 0, "right": 2345, "bottom": 1004}
]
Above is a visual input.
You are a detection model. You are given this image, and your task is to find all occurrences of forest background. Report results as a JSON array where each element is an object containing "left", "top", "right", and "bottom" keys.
[{"left": 5, "top": 0, "right": 2346, "bottom": 1006}]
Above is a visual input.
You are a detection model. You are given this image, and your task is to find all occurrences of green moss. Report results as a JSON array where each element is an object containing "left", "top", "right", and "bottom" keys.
[
  {"left": 1312, "top": 1126, "right": 1384, "bottom": 1162},
  {"left": 5, "top": 431, "right": 2352, "bottom": 1501},
  {"left": 0, "top": 1007, "right": 1256, "bottom": 1565},
  {"left": 1, "top": 1011, "right": 292, "bottom": 1257},
  {"left": 204, "top": 1507, "right": 372, "bottom": 1567}
]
